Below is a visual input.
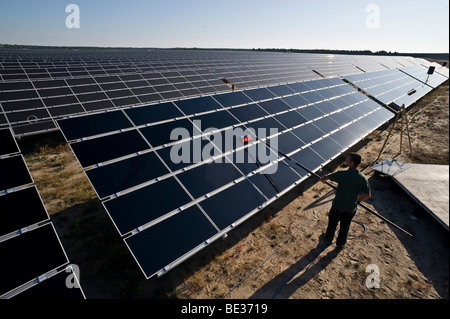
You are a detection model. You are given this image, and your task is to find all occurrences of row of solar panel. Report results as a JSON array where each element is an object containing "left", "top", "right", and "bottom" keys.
[
  {"left": 0, "top": 59, "right": 318, "bottom": 81},
  {"left": 0, "top": 64, "right": 321, "bottom": 135},
  {"left": 59, "top": 77, "right": 394, "bottom": 278},
  {"left": 0, "top": 50, "right": 425, "bottom": 88},
  {"left": 1, "top": 51, "right": 445, "bottom": 137},
  {"left": 0, "top": 70, "right": 232, "bottom": 135},
  {"left": 344, "top": 65, "right": 447, "bottom": 108},
  {"left": 0, "top": 49, "right": 423, "bottom": 67},
  {"left": 0, "top": 128, "right": 85, "bottom": 299}
]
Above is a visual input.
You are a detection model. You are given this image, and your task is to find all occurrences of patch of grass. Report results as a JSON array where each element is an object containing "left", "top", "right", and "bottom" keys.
[{"left": 24, "top": 142, "right": 96, "bottom": 215}]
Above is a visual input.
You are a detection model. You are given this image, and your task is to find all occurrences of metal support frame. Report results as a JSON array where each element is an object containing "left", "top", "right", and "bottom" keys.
[{"left": 375, "top": 104, "right": 413, "bottom": 164}]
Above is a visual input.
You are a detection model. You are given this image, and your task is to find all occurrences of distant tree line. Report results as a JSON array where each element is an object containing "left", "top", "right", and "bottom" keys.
[
  {"left": 252, "top": 48, "right": 449, "bottom": 61},
  {"left": 0, "top": 44, "right": 448, "bottom": 61}
]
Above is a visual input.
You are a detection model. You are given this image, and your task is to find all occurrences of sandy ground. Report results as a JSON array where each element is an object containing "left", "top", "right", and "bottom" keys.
[{"left": 22, "top": 80, "right": 449, "bottom": 300}]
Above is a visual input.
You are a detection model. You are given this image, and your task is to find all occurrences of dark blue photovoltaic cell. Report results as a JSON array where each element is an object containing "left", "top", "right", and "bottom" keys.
[
  {"left": 155, "top": 138, "right": 215, "bottom": 172},
  {"left": 58, "top": 111, "right": 133, "bottom": 141},
  {"left": 295, "top": 105, "right": 324, "bottom": 121},
  {"left": 286, "top": 82, "right": 312, "bottom": 93},
  {"left": 247, "top": 173, "right": 279, "bottom": 199},
  {"left": 199, "top": 179, "right": 267, "bottom": 230},
  {"left": 70, "top": 130, "right": 149, "bottom": 167},
  {"left": 290, "top": 147, "right": 325, "bottom": 172},
  {"left": 173, "top": 96, "right": 222, "bottom": 115},
  {"left": 86, "top": 151, "right": 170, "bottom": 198},
  {"left": 268, "top": 131, "right": 305, "bottom": 155},
  {"left": 302, "top": 91, "right": 325, "bottom": 104},
  {"left": 267, "top": 85, "right": 295, "bottom": 96},
  {"left": 370, "top": 107, "right": 394, "bottom": 123},
  {"left": 104, "top": 177, "right": 192, "bottom": 235},
  {"left": 0, "top": 186, "right": 49, "bottom": 237},
  {"left": 345, "top": 120, "right": 372, "bottom": 139},
  {"left": 0, "top": 224, "right": 68, "bottom": 297},
  {"left": 0, "top": 156, "right": 33, "bottom": 191},
  {"left": 226, "top": 104, "right": 268, "bottom": 123},
  {"left": 316, "top": 89, "right": 338, "bottom": 100},
  {"left": 357, "top": 114, "right": 380, "bottom": 131},
  {"left": 343, "top": 104, "right": 366, "bottom": 119},
  {"left": 177, "top": 161, "right": 244, "bottom": 199},
  {"left": 245, "top": 117, "right": 285, "bottom": 138},
  {"left": 0, "top": 128, "right": 19, "bottom": 156},
  {"left": 310, "top": 136, "right": 345, "bottom": 162},
  {"left": 257, "top": 99, "right": 292, "bottom": 113},
  {"left": 224, "top": 143, "right": 267, "bottom": 175},
  {"left": 327, "top": 111, "right": 354, "bottom": 127},
  {"left": 273, "top": 110, "right": 308, "bottom": 129},
  {"left": 290, "top": 122, "right": 325, "bottom": 145},
  {"left": 213, "top": 91, "right": 252, "bottom": 108},
  {"left": 303, "top": 79, "right": 326, "bottom": 90},
  {"left": 125, "top": 206, "right": 218, "bottom": 278},
  {"left": 259, "top": 159, "right": 304, "bottom": 192},
  {"left": 242, "top": 87, "right": 276, "bottom": 101},
  {"left": 329, "top": 127, "right": 359, "bottom": 148},
  {"left": 311, "top": 116, "right": 341, "bottom": 133},
  {"left": 314, "top": 100, "right": 340, "bottom": 113},
  {"left": 190, "top": 110, "right": 240, "bottom": 131},
  {"left": 341, "top": 93, "right": 366, "bottom": 105},
  {"left": 281, "top": 95, "right": 309, "bottom": 108},
  {"left": 124, "top": 102, "right": 184, "bottom": 126},
  {"left": 139, "top": 118, "right": 197, "bottom": 148}
]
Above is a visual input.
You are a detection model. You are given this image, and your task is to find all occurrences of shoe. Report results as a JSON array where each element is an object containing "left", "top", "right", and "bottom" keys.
[{"left": 320, "top": 234, "right": 333, "bottom": 246}]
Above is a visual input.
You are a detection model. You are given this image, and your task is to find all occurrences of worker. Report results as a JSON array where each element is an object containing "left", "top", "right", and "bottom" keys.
[{"left": 320, "top": 152, "right": 371, "bottom": 249}]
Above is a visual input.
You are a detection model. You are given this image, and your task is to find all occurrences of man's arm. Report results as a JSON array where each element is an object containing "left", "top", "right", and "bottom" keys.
[
  {"left": 320, "top": 174, "right": 331, "bottom": 183},
  {"left": 358, "top": 193, "right": 371, "bottom": 202}
]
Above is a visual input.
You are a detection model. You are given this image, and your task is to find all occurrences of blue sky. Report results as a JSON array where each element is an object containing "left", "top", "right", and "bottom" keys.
[{"left": 0, "top": 0, "right": 448, "bottom": 53}]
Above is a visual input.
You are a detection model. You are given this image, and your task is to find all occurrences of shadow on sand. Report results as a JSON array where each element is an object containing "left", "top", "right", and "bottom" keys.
[{"left": 249, "top": 235, "right": 343, "bottom": 299}]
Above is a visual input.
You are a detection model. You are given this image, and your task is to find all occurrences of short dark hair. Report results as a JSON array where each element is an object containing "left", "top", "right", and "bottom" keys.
[{"left": 346, "top": 152, "right": 362, "bottom": 167}]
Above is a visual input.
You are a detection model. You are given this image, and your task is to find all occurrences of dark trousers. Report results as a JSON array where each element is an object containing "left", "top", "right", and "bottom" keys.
[{"left": 325, "top": 207, "right": 356, "bottom": 247}]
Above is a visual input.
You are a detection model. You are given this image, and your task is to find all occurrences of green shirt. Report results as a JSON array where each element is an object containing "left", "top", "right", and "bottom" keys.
[{"left": 329, "top": 168, "right": 371, "bottom": 213}]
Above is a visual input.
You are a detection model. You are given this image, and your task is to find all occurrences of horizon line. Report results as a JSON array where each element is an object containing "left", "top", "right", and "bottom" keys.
[{"left": 0, "top": 44, "right": 449, "bottom": 56}]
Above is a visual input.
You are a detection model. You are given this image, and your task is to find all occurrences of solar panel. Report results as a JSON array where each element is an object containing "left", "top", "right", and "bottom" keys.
[
  {"left": 400, "top": 65, "right": 448, "bottom": 89},
  {"left": 0, "top": 186, "right": 49, "bottom": 238},
  {"left": 125, "top": 205, "right": 218, "bottom": 278},
  {"left": 0, "top": 223, "right": 70, "bottom": 298},
  {"left": 344, "top": 68, "right": 436, "bottom": 109},
  {"left": 0, "top": 127, "right": 85, "bottom": 299},
  {"left": 0, "top": 155, "right": 33, "bottom": 192},
  {"left": 0, "top": 127, "right": 20, "bottom": 156},
  {"left": 58, "top": 76, "right": 397, "bottom": 278}
]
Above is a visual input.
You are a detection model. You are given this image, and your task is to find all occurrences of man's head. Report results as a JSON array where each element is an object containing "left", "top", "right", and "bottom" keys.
[{"left": 346, "top": 152, "right": 362, "bottom": 168}]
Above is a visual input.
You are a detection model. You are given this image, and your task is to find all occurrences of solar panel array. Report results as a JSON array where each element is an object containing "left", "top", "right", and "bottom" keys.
[
  {"left": 401, "top": 64, "right": 449, "bottom": 89},
  {"left": 59, "top": 76, "right": 395, "bottom": 278},
  {"left": 344, "top": 63, "right": 448, "bottom": 111},
  {"left": 344, "top": 69, "right": 432, "bottom": 110},
  {"left": 0, "top": 127, "right": 85, "bottom": 299},
  {"left": 2, "top": 49, "right": 448, "bottom": 281},
  {"left": 0, "top": 49, "right": 444, "bottom": 137}
]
